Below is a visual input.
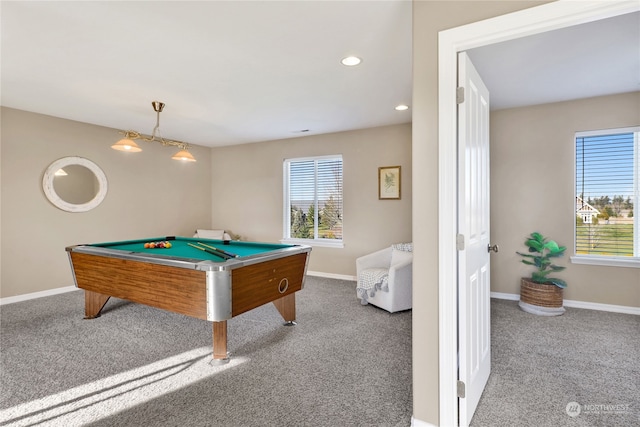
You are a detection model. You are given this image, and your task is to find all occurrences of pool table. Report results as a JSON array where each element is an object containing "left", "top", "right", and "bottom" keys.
[{"left": 66, "top": 236, "right": 311, "bottom": 362}]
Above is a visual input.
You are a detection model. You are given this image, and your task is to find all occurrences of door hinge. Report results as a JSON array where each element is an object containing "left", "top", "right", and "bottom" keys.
[
  {"left": 456, "top": 87, "right": 465, "bottom": 104},
  {"left": 456, "top": 234, "right": 465, "bottom": 251},
  {"left": 457, "top": 380, "right": 466, "bottom": 398}
]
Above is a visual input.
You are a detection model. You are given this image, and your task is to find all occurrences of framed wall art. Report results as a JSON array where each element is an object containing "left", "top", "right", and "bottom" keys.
[{"left": 378, "top": 166, "right": 401, "bottom": 200}]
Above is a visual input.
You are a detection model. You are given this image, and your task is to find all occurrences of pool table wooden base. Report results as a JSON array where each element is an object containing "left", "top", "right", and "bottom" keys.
[
  {"left": 83, "top": 289, "right": 297, "bottom": 362},
  {"left": 67, "top": 238, "right": 310, "bottom": 362}
]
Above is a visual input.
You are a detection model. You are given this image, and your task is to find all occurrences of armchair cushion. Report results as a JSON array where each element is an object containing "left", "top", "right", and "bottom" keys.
[{"left": 391, "top": 247, "right": 413, "bottom": 266}]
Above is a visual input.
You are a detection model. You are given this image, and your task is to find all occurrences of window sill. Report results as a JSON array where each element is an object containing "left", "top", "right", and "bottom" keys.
[
  {"left": 281, "top": 238, "right": 344, "bottom": 249},
  {"left": 570, "top": 255, "right": 640, "bottom": 269}
]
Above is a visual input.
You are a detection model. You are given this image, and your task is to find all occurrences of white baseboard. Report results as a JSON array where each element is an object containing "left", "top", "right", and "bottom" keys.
[
  {"left": 490, "top": 291, "right": 519, "bottom": 301},
  {"left": 411, "top": 416, "right": 438, "bottom": 427},
  {"left": 490, "top": 291, "right": 640, "bottom": 315},
  {"left": 563, "top": 299, "right": 640, "bottom": 315},
  {"left": 0, "top": 286, "right": 78, "bottom": 306},
  {"left": 306, "top": 271, "right": 357, "bottom": 282}
]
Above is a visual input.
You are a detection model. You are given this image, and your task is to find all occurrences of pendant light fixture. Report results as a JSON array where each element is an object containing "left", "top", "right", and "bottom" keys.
[
  {"left": 171, "top": 150, "right": 196, "bottom": 162},
  {"left": 112, "top": 101, "right": 196, "bottom": 162}
]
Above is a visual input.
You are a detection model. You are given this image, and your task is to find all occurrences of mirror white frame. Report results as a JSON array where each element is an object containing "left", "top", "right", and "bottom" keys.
[{"left": 42, "top": 156, "right": 108, "bottom": 212}]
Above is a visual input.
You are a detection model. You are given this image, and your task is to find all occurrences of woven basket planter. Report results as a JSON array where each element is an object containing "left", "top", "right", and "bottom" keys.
[{"left": 519, "top": 278, "right": 565, "bottom": 316}]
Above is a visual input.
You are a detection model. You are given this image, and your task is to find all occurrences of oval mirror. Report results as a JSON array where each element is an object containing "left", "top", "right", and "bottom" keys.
[{"left": 43, "top": 157, "right": 108, "bottom": 212}]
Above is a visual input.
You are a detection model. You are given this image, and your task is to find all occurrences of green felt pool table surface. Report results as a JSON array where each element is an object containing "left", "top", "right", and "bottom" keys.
[{"left": 91, "top": 236, "right": 293, "bottom": 261}]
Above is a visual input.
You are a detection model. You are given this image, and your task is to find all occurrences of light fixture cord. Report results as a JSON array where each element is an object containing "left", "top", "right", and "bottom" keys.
[
  {"left": 152, "top": 109, "right": 162, "bottom": 142},
  {"left": 118, "top": 101, "right": 190, "bottom": 151}
]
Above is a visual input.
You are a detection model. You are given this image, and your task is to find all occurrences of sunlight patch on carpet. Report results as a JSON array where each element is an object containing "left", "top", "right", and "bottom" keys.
[{"left": 0, "top": 348, "right": 247, "bottom": 426}]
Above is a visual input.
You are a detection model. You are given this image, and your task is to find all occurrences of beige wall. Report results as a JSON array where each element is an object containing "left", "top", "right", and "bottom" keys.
[
  {"left": 412, "top": 1, "right": 550, "bottom": 425},
  {"left": 491, "top": 92, "right": 640, "bottom": 307},
  {"left": 210, "top": 123, "right": 412, "bottom": 276},
  {"left": 0, "top": 107, "right": 212, "bottom": 298},
  {"left": 0, "top": 110, "right": 410, "bottom": 297}
]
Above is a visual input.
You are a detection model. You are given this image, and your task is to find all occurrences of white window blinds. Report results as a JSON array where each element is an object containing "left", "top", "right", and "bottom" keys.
[
  {"left": 284, "top": 156, "right": 343, "bottom": 242},
  {"left": 575, "top": 127, "right": 639, "bottom": 258}
]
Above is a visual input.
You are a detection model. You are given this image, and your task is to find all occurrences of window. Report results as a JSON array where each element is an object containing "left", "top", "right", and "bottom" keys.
[
  {"left": 283, "top": 155, "right": 343, "bottom": 246},
  {"left": 574, "top": 127, "right": 639, "bottom": 267}
]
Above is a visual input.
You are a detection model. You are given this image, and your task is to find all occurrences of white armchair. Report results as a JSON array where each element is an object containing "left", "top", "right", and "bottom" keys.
[
  {"left": 356, "top": 243, "right": 413, "bottom": 313},
  {"left": 193, "top": 229, "right": 232, "bottom": 240}
]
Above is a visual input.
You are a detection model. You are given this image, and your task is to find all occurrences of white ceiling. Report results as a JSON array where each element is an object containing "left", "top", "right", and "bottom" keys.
[
  {"left": 2, "top": 2, "right": 638, "bottom": 149},
  {"left": 1, "top": 1, "right": 413, "bottom": 148},
  {"left": 468, "top": 11, "right": 640, "bottom": 111}
]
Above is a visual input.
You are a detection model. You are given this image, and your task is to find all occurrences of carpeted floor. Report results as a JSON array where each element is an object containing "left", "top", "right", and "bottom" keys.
[
  {"left": 471, "top": 299, "right": 640, "bottom": 427},
  {"left": 1, "top": 277, "right": 638, "bottom": 427},
  {"left": 0, "top": 276, "right": 412, "bottom": 427}
]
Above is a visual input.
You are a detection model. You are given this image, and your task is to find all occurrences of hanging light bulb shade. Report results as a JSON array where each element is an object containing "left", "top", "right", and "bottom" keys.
[
  {"left": 111, "top": 137, "right": 142, "bottom": 152},
  {"left": 171, "top": 149, "right": 196, "bottom": 162}
]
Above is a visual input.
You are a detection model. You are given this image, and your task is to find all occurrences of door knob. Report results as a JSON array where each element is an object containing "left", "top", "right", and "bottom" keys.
[{"left": 487, "top": 244, "right": 499, "bottom": 253}]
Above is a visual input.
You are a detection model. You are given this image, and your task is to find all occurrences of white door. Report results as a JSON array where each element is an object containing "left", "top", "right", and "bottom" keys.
[{"left": 457, "top": 51, "right": 492, "bottom": 426}]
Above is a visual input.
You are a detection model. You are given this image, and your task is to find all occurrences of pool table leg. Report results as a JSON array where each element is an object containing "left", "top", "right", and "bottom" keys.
[
  {"left": 212, "top": 320, "right": 229, "bottom": 364},
  {"left": 84, "top": 290, "right": 111, "bottom": 319},
  {"left": 273, "top": 293, "right": 296, "bottom": 326}
]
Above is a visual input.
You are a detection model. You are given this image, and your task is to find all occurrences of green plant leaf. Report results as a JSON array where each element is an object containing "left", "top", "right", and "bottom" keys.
[
  {"left": 526, "top": 239, "right": 544, "bottom": 252},
  {"left": 530, "top": 232, "right": 544, "bottom": 242},
  {"left": 516, "top": 251, "right": 536, "bottom": 258},
  {"left": 548, "top": 278, "right": 567, "bottom": 289},
  {"left": 518, "top": 232, "right": 567, "bottom": 287},
  {"left": 547, "top": 250, "right": 565, "bottom": 258}
]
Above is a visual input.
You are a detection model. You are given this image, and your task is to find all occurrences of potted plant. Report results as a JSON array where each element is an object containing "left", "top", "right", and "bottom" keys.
[{"left": 516, "top": 232, "right": 567, "bottom": 316}]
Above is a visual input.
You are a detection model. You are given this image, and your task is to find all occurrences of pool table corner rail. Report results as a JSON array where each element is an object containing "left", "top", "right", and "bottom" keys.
[
  {"left": 65, "top": 244, "right": 83, "bottom": 289},
  {"left": 205, "top": 269, "right": 232, "bottom": 321}
]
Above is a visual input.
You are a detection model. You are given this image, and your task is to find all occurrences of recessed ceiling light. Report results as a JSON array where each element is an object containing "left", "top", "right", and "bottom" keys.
[
  {"left": 341, "top": 56, "right": 362, "bottom": 66},
  {"left": 395, "top": 104, "right": 410, "bottom": 111}
]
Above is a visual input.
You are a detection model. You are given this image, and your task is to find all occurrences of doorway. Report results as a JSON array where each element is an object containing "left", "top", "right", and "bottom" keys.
[{"left": 438, "top": 2, "right": 640, "bottom": 426}]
